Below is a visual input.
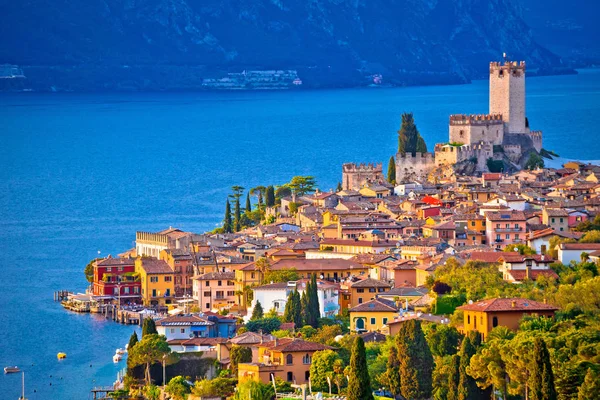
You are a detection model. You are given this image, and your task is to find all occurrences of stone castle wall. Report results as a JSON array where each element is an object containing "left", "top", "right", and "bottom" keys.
[
  {"left": 490, "top": 61, "right": 526, "bottom": 134},
  {"left": 395, "top": 152, "right": 435, "bottom": 183},
  {"left": 449, "top": 114, "right": 504, "bottom": 145},
  {"left": 434, "top": 143, "right": 492, "bottom": 172},
  {"left": 342, "top": 162, "right": 383, "bottom": 190}
]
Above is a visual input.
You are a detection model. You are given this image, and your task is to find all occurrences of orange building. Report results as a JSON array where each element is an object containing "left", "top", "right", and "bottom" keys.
[
  {"left": 457, "top": 298, "right": 558, "bottom": 340},
  {"left": 349, "top": 278, "right": 392, "bottom": 307}
]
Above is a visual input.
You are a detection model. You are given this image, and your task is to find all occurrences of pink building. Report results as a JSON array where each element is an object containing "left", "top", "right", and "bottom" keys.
[{"left": 485, "top": 211, "right": 527, "bottom": 250}]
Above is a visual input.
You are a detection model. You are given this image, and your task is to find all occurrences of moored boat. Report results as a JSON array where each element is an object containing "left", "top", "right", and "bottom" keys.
[
  {"left": 4, "top": 366, "right": 20, "bottom": 374},
  {"left": 113, "top": 353, "right": 122, "bottom": 363},
  {"left": 57, "top": 353, "right": 67, "bottom": 360}
]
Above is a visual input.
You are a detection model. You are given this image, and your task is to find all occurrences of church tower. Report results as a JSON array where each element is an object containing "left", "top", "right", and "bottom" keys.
[{"left": 489, "top": 59, "right": 527, "bottom": 134}]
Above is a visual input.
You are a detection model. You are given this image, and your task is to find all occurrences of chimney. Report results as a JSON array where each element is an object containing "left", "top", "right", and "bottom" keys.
[
  {"left": 274, "top": 338, "right": 278, "bottom": 346},
  {"left": 511, "top": 300, "right": 516, "bottom": 308}
]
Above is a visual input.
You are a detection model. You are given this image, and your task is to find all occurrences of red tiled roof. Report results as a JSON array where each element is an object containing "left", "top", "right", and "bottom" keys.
[
  {"left": 349, "top": 298, "right": 398, "bottom": 312},
  {"left": 97, "top": 257, "right": 135, "bottom": 266},
  {"left": 485, "top": 211, "right": 527, "bottom": 221},
  {"left": 469, "top": 251, "right": 516, "bottom": 263},
  {"left": 269, "top": 338, "right": 332, "bottom": 352},
  {"left": 506, "top": 270, "right": 558, "bottom": 281},
  {"left": 351, "top": 278, "right": 392, "bottom": 288},
  {"left": 482, "top": 173, "right": 502, "bottom": 181},
  {"left": 559, "top": 243, "right": 600, "bottom": 250},
  {"left": 499, "top": 254, "right": 554, "bottom": 263},
  {"left": 457, "top": 298, "right": 558, "bottom": 312},
  {"left": 139, "top": 259, "right": 173, "bottom": 274}
]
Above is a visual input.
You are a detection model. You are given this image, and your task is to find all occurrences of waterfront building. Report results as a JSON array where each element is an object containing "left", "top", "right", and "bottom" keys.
[
  {"left": 92, "top": 257, "right": 140, "bottom": 302},
  {"left": 135, "top": 227, "right": 192, "bottom": 258},
  {"left": 156, "top": 313, "right": 236, "bottom": 341},
  {"left": 160, "top": 249, "right": 195, "bottom": 297},
  {"left": 192, "top": 271, "right": 237, "bottom": 312},
  {"left": 135, "top": 258, "right": 175, "bottom": 306}
]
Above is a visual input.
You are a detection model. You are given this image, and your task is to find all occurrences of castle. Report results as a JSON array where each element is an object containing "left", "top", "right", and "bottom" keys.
[
  {"left": 342, "top": 163, "right": 383, "bottom": 191},
  {"left": 395, "top": 59, "right": 543, "bottom": 183}
]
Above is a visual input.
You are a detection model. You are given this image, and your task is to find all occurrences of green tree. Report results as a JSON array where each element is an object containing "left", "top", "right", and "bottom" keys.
[
  {"left": 223, "top": 199, "right": 233, "bottom": 233},
  {"left": 310, "top": 350, "right": 342, "bottom": 392},
  {"left": 288, "top": 176, "right": 317, "bottom": 197},
  {"left": 425, "top": 324, "right": 461, "bottom": 357},
  {"left": 380, "top": 345, "right": 401, "bottom": 397},
  {"left": 398, "top": 112, "right": 427, "bottom": 155},
  {"left": 396, "top": 319, "right": 434, "bottom": 400},
  {"left": 300, "top": 290, "right": 308, "bottom": 326},
  {"left": 144, "top": 384, "right": 161, "bottom": 400},
  {"left": 165, "top": 376, "right": 191, "bottom": 400},
  {"left": 250, "top": 186, "right": 266, "bottom": 209},
  {"left": 304, "top": 274, "right": 320, "bottom": 328},
  {"left": 526, "top": 153, "right": 545, "bottom": 170},
  {"left": 347, "top": 337, "right": 374, "bottom": 400},
  {"left": 308, "top": 325, "right": 343, "bottom": 345},
  {"left": 531, "top": 337, "right": 557, "bottom": 400},
  {"left": 84, "top": 258, "right": 98, "bottom": 283},
  {"left": 192, "top": 378, "right": 237, "bottom": 398},
  {"left": 233, "top": 381, "right": 274, "bottom": 400},
  {"left": 127, "top": 334, "right": 171, "bottom": 385},
  {"left": 245, "top": 317, "right": 281, "bottom": 334},
  {"left": 245, "top": 192, "right": 252, "bottom": 213},
  {"left": 387, "top": 156, "right": 396, "bottom": 185},
  {"left": 142, "top": 318, "right": 157, "bottom": 337},
  {"left": 458, "top": 332, "right": 484, "bottom": 400},
  {"left": 505, "top": 244, "right": 537, "bottom": 255},
  {"left": 230, "top": 345, "right": 253, "bottom": 376},
  {"left": 231, "top": 185, "right": 245, "bottom": 232},
  {"left": 264, "top": 268, "right": 299, "bottom": 285},
  {"left": 336, "top": 182, "right": 343, "bottom": 192},
  {"left": 578, "top": 368, "right": 600, "bottom": 400},
  {"left": 265, "top": 185, "right": 276, "bottom": 207},
  {"left": 283, "top": 289, "right": 302, "bottom": 328},
  {"left": 251, "top": 300, "right": 264, "bottom": 320},
  {"left": 580, "top": 230, "right": 600, "bottom": 243},
  {"left": 128, "top": 331, "right": 139, "bottom": 350}
]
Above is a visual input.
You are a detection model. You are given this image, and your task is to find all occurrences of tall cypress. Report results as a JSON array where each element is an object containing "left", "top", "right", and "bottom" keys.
[
  {"left": 245, "top": 192, "right": 251, "bottom": 213},
  {"left": 305, "top": 274, "right": 320, "bottom": 328},
  {"left": 347, "top": 337, "right": 374, "bottom": 400},
  {"left": 578, "top": 368, "right": 600, "bottom": 400},
  {"left": 223, "top": 199, "right": 232, "bottom": 233},
  {"left": 300, "top": 290, "right": 309, "bottom": 326},
  {"left": 387, "top": 156, "right": 396, "bottom": 184},
  {"left": 398, "top": 112, "right": 428, "bottom": 156},
  {"left": 266, "top": 186, "right": 275, "bottom": 207},
  {"left": 382, "top": 345, "right": 401, "bottom": 397},
  {"left": 251, "top": 300, "right": 264, "bottom": 320},
  {"left": 458, "top": 333, "right": 484, "bottom": 400},
  {"left": 128, "top": 331, "right": 139, "bottom": 349},
  {"left": 336, "top": 182, "right": 343, "bottom": 192},
  {"left": 234, "top": 197, "right": 241, "bottom": 232},
  {"left": 141, "top": 318, "right": 157, "bottom": 337},
  {"left": 531, "top": 338, "right": 557, "bottom": 400},
  {"left": 396, "top": 319, "right": 433, "bottom": 400},
  {"left": 447, "top": 354, "right": 461, "bottom": 400},
  {"left": 283, "top": 289, "right": 302, "bottom": 328}
]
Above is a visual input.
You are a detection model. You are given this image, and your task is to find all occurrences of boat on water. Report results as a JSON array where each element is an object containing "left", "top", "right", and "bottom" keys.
[
  {"left": 115, "top": 348, "right": 126, "bottom": 355},
  {"left": 4, "top": 366, "right": 20, "bottom": 374},
  {"left": 113, "top": 353, "right": 122, "bottom": 363},
  {"left": 57, "top": 352, "right": 67, "bottom": 360}
]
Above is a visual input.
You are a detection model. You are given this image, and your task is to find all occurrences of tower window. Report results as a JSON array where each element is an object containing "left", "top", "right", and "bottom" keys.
[{"left": 459, "top": 130, "right": 464, "bottom": 138}]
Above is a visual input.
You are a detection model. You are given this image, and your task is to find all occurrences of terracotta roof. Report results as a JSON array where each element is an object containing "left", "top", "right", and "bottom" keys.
[
  {"left": 229, "top": 331, "right": 275, "bottom": 345},
  {"left": 457, "top": 298, "right": 558, "bottom": 312},
  {"left": 352, "top": 254, "right": 396, "bottom": 264},
  {"left": 196, "top": 271, "right": 235, "bottom": 281},
  {"left": 468, "top": 251, "right": 516, "bottom": 263},
  {"left": 321, "top": 239, "right": 396, "bottom": 247},
  {"left": 350, "top": 298, "right": 398, "bottom": 312},
  {"left": 157, "top": 315, "right": 213, "bottom": 326},
  {"left": 559, "top": 243, "right": 600, "bottom": 251},
  {"left": 360, "top": 331, "right": 387, "bottom": 342},
  {"left": 270, "top": 258, "right": 366, "bottom": 272},
  {"left": 485, "top": 211, "right": 527, "bottom": 221},
  {"left": 499, "top": 254, "right": 554, "bottom": 263},
  {"left": 545, "top": 208, "right": 569, "bottom": 217},
  {"left": 270, "top": 338, "right": 332, "bottom": 352},
  {"left": 139, "top": 259, "right": 173, "bottom": 274},
  {"left": 351, "top": 278, "right": 392, "bottom": 288},
  {"left": 97, "top": 257, "right": 135, "bottom": 266},
  {"left": 482, "top": 173, "right": 502, "bottom": 180},
  {"left": 528, "top": 228, "right": 557, "bottom": 240},
  {"left": 167, "top": 337, "right": 227, "bottom": 346},
  {"left": 506, "top": 270, "right": 558, "bottom": 281}
]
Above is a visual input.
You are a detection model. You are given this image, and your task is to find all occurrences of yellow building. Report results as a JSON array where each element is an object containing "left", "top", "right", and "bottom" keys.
[
  {"left": 457, "top": 298, "right": 557, "bottom": 340},
  {"left": 349, "top": 298, "right": 399, "bottom": 332},
  {"left": 359, "top": 184, "right": 391, "bottom": 198},
  {"left": 319, "top": 239, "right": 396, "bottom": 254},
  {"left": 234, "top": 262, "right": 263, "bottom": 310},
  {"left": 135, "top": 258, "right": 175, "bottom": 306}
]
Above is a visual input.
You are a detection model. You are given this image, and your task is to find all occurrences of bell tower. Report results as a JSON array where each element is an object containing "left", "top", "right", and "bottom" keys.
[{"left": 489, "top": 58, "right": 527, "bottom": 134}]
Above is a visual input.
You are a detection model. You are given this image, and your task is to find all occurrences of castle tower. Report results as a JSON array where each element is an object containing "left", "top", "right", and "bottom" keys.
[{"left": 489, "top": 60, "right": 527, "bottom": 134}]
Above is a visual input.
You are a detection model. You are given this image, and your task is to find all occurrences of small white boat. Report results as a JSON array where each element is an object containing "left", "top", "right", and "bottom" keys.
[
  {"left": 4, "top": 366, "right": 20, "bottom": 374},
  {"left": 113, "top": 353, "right": 122, "bottom": 363},
  {"left": 115, "top": 348, "right": 126, "bottom": 355}
]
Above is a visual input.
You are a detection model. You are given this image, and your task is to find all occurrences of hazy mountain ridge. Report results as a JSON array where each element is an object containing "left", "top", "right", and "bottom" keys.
[{"left": 0, "top": 0, "right": 576, "bottom": 91}]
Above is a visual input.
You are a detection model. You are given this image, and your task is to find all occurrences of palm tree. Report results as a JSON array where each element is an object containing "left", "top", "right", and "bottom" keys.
[{"left": 250, "top": 186, "right": 266, "bottom": 209}]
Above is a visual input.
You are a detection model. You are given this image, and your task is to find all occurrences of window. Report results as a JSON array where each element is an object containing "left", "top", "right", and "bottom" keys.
[
  {"left": 552, "top": 218, "right": 555, "bottom": 223},
  {"left": 303, "top": 354, "right": 311, "bottom": 364},
  {"left": 357, "top": 288, "right": 364, "bottom": 293},
  {"left": 526, "top": 260, "right": 533, "bottom": 267},
  {"left": 496, "top": 235, "right": 501, "bottom": 240},
  {"left": 286, "top": 354, "right": 293, "bottom": 365},
  {"left": 496, "top": 224, "right": 500, "bottom": 229},
  {"left": 227, "top": 280, "right": 235, "bottom": 286},
  {"left": 107, "top": 267, "right": 112, "bottom": 272},
  {"left": 165, "top": 276, "right": 172, "bottom": 282},
  {"left": 205, "top": 281, "right": 209, "bottom": 287},
  {"left": 171, "top": 328, "right": 175, "bottom": 333},
  {"left": 560, "top": 227, "right": 564, "bottom": 231},
  {"left": 541, "top": 245, "right": 547, "bottom": 254},
  {"left": 118, "top": 266, "right": 123, "bottom": 272},
  {"left": 383, "top": 317, "right": 388, "bottom": 325},
  {"left": 515, "top": 234, "right": 519, "bottom": 240},
  {"left": 251, "top": 272, "right": 255, "bottom": 279},
  {"left": 378, "top": 288, "right": 385, "bottom": 292},
  {"left": 152, "top": 289, "right": 157, "bottom": 297},
  {"left": 505, "top": 223, "right": 510, "bottom": 229},
  {"left": 471, "top": 221, "right": 476, "bottom": 226},
  {"left": 227, "top": 291, "right": 235, "bottom": 296},
  {"left": 515, "top": 224, "right": 519, "bottom": 229},
  {"left": 203, "top": 291, "right": 210, "bottom": 297},
  {"left": 474, "top": 316, "right": 477, "bottom": 329},
  {"left": 305, "top": 371, "right": 310, "bottom": 381},
  {"left": 467, "top": 315, "right": 471, "bottom": 324},
  {"left": 358, "top": 298, "right": 363, "bottom": 304},
  {"left": 287, "top": 371, "right": 293, "bottom": 382},
  {"left": 134, "top": 287, "right": 139, "bottom": 294},
  {"left": 150, "top": 276, "right": 158, "bottom": 283},
  {"left": 506, "top": 234, "right": 510, "bottom": 239},
  {"left": 274, "top": 302, "right": 280, "bottom": 309},
  {"left": 218, "top": 281, "right": 222, "bottom": 286},
  {"left": 369, "top": 288, "right": 376, "bottom": 293},
  {"left": 124, "top": 287, "right": 130, "bottom": 294},
  {"left": 114, "top": 287, "right": 119, "bottom": 295},
  {"left": 370, "top": 318, "right": 376, "bottom": 325},
  {"left": 205, "top": 303, "right": 210, "bottom": 309},
  {"left": 493, "top": 316, "right": 498, "bottom": 327}
]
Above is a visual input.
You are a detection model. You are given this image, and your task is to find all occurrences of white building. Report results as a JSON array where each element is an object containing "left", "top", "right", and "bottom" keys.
[
  {"left": 557, "top": 243, "right": 600, "bottom": 265},
  {"left": 248, "top": 279, "right": 340, "bottom": 321}
]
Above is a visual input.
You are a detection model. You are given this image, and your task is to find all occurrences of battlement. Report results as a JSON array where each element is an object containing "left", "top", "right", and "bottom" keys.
[
  {"left": 396, "top": 152, "right": 435, "bottom": 161},
  {"left": 449, "top": 114, "right": 503, "bottom": 126},
  {"left": 490, "top": 61, "right": 525, "bottom": 77},
  {"left": 435, "top": 143, "right": 489, "bottom": 153},
  {"left": 529, "top": 130, "right": 542, "bottom": 138},
  {"left": 136, "top": 231, "right": 169, "bottom": 245},
  {"left": 342, "top": 162, "right": 383, "bottom": 173}
]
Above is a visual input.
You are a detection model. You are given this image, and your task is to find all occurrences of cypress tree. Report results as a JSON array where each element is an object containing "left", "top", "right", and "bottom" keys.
[
  {"left": 387, "top": 156, "right": 396, "bottom": 184},
  {"left": 398, "top": 112, "right": 428, "bottom": 156},
  {"left": 245, "top": 192, "right": 251, "bottom": 213},
  {"left": 382, "top": 345, "right": 401, "bottom": 397},
  {"left": 305, "top": 274, "right": 320, "bottom": 328},
  {"left": 458, "top": 333, "right": 484, "bottom": 400},
  {"left": 578, "top": 368, "right": 600, "bottom": 400},
  {"left": 347, "top": 337, "right": 374, "bottom": 400},
  {"left": 283, "top": 289, "right": 302, "bottom": 328},
  {"left": 300, "top": 290, "right": 308, "bottom": 326},
  {"left": 447, "top": 354, "right": 461, "bottom": 400},
  {"left": 336, "top": 182, "right": 343, "bottom": 192},
  {"left": 251, "top": 300, "right": 264, "bottom": 320},
  {"left": 128, "top": 331, "right": 139, "bottom": 350},
  {"left": 141, "top": 318, "right": 157, "bottom": 337},
  {"left": 265, "top": 186, "right": 275, "bottom": 207},
  {"left": 223, "top": 199, "right": 232, "bottom": 233},
  {"left": 396, "top": 319, "right": 434, "bottom": 400},
  {"left": 234, "top": 197, "right": 241, "bottom": 232},
  {"left": 531, "top": 337, "right": 557, "bottom": 400}
]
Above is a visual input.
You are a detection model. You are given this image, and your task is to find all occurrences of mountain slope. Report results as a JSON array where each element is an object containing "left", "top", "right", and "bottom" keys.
[{"left": 0, "top": 0, "right": 567, "bottom": 90}]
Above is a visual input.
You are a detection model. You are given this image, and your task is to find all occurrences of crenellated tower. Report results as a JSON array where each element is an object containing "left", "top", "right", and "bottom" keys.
[{"left": 489, "top": 60, "right": 527, "bottom": 134}]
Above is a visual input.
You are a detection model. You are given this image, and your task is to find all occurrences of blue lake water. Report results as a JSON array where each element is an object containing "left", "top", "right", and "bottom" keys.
[{"left": 1, "top": 69, "right": 600, "bottom": 399}]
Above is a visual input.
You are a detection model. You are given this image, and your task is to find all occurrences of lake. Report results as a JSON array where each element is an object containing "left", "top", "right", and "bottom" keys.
[{"left": 1, "top": 69, "right": 600, "bottom": 399}]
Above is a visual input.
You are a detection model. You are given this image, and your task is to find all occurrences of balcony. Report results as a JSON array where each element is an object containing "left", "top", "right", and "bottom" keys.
[{"left": 495, "top": 227, "right": 522, "bottom": 233}]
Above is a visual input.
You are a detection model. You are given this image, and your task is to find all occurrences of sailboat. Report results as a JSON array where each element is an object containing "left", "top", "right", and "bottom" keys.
[{"left": 18, "top": 371, "right": 27, "bottom": 400}]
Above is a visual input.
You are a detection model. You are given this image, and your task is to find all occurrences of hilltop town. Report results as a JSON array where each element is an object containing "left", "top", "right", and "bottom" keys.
[{"left": 68, "top": 60, "right": 600, "bottom": 400}]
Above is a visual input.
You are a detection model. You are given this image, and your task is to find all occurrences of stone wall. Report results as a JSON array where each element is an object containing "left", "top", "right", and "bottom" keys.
[
  {"left": 449, "top": 114, "right": 504, "bottom": 145},
  {"left": 342, "top": 162, "right": 383, "bottom": 190},
  {"left": 395, "top": 152, "right": 435, "bottom": 183},
  {"left": 489, "top": 61, "right": 526, "bottom": 134}
]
